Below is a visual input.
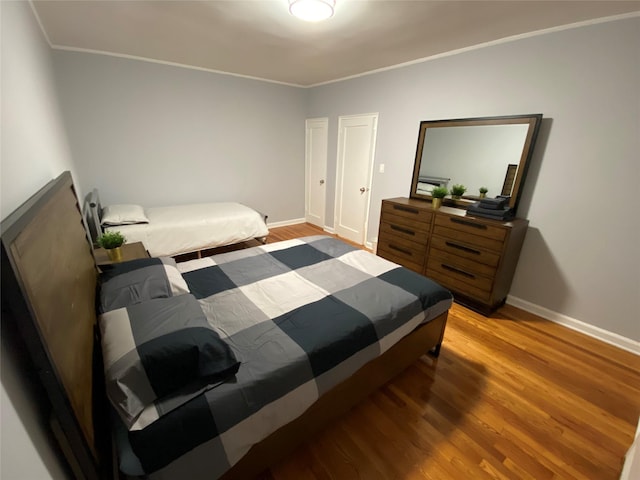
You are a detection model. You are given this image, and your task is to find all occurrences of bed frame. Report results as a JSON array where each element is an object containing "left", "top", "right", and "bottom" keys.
[{"left": 1, "top": 171, "right": 448, "bottom": 480}]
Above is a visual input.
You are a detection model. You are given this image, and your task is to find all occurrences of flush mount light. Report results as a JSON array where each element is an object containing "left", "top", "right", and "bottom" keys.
[{"left": 289, "top": 0, "right": 335, "bottom": 22}]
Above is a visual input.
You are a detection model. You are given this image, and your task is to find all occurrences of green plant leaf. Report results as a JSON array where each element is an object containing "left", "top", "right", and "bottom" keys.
[{"left": 98, "top": 231, "right": 126, "bottom": 249}]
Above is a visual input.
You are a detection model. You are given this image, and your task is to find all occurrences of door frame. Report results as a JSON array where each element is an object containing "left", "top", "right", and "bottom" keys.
[{"left": 334, "top": 113, "right": 379, "bottom": 245}]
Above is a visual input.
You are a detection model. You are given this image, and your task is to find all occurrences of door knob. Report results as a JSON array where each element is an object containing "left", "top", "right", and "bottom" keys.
[
  {"left": 360, "top": 187, "right": 366, "bottom": 193},
  {"left": 320, "top": 179, "right": 325, "bottom": 185}
]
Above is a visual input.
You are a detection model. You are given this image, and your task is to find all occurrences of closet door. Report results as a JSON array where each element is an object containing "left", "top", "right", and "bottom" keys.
[
  {"left": 334, "top": 113, "right": 378, "bottom": 245},
  {"left": 305, "top": 118, "right": 328, "bottom": 228}
]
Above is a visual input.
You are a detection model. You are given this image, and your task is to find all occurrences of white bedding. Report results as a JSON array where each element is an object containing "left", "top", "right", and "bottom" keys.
[
  {"left": 105, "top": 203, "right": 268, "bottom": 257},
  {"left": 416, "top": 181, "right": 433, "bottom": 195}
]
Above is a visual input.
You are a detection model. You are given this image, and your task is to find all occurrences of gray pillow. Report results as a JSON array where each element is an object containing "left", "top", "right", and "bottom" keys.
[
  {"left": 100, "top": 294, "right": 240, "bottom": 429},
  {"left": 99, "top": 257, "right": 189, "bottom": 312}
]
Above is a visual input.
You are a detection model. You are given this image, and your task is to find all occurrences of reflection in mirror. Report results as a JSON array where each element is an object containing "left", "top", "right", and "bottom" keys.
[{"left": 410, "top": 114, "right": 542, "bottom": 214}]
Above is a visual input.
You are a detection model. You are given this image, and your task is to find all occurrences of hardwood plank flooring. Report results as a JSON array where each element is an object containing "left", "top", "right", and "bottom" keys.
[{"left": 256, "top": 223, "right": 640, "bottom": 480}]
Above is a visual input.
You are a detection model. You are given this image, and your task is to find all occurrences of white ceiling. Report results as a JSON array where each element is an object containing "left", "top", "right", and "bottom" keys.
[{"left": 32, "top": 0, "right": 640, "bottom": 87}]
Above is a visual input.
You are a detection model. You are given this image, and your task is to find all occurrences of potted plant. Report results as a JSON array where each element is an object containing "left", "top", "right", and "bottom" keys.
[
  {"left": 479, "top": 186, "right": 488, "bottom": 199},
  {"left": 450, "top": 184, "right": 467, "bottom": 199},
  {"left": 430, "top": 186, "right": 448, "bottom": 210},
  {"left": 97, "top": 231, "right": 126, "bottom": 262}
]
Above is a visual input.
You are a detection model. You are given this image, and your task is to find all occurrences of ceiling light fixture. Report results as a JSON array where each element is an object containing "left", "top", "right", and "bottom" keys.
[{"left": 289, "top": 0, "right": 335, "bottom": 22}]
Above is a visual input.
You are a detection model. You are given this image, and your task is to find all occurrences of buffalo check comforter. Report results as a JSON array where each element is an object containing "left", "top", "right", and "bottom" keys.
[{"left": 118, "top": 235, "right": 452, "bottom": 479}]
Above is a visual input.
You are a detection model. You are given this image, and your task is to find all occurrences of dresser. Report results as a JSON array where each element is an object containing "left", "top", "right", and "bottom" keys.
[{"left": 377, "top": 197, "right": 528, "bottom": 314}]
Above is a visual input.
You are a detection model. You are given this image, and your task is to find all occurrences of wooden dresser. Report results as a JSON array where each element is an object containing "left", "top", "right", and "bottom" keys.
[{"left": 377, "top": 197, "right": 528, "bottom": 314}]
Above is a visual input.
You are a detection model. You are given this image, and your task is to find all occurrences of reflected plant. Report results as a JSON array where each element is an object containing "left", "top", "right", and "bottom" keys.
[
  {"left": 450, "top": 184, "right": 466, "bottom": 198},
  {"left": 431, "top": 186, "right": 448, "bottom": 198}
]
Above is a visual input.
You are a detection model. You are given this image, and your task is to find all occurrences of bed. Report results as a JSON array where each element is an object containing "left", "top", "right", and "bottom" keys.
[
  {"left": 1, "top": 171, "right": 453, "bottom": 480},
  {"left": 84, "top": 188, "right": 269, "bottom": 257},
  {"left": 415, "top": 175, "right": 450, "bottom": 195}
]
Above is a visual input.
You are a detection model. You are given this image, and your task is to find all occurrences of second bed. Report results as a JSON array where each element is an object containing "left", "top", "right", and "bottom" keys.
[{"left": 86, "top": 189, "right": 269, "bottom": 257}]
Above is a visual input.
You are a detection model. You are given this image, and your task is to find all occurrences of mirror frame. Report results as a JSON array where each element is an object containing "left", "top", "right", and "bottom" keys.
[{"left": 409, "top": 113, "right": 543, "bottom": 214}]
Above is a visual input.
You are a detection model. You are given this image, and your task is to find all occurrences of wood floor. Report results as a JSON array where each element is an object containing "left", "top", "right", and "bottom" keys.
[{"left": 256, "top": 223, "right": 640, "bottom": 480}]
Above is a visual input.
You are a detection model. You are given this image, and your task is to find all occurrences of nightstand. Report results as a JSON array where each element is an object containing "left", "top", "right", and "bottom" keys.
[{"left": 94, "top": 241, "right": 150, "bottom": 267}]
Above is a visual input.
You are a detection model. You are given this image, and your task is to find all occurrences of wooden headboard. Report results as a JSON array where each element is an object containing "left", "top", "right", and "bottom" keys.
[{"left": 1, "top": 172, "right": 108, "bottom": 479}]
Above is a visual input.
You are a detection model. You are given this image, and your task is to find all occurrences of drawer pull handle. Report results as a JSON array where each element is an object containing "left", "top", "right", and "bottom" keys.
[
  {"left": 450, "top": 217, "right": 487, "bottom": 229},
  {"left": 389, "top": 244, "right": 412, "bottom": 256},
  {"left": 445, "top": 241, "right": 480, "bottom": 255},
  {"left": 392, "top": 205, "right": 419, "bottom": 215},
  {"left": 390, "top": 225, "right": 415, "bottom": 236},
  {"left": 441, "top": 263, "right": 475, "bottom": 279}
]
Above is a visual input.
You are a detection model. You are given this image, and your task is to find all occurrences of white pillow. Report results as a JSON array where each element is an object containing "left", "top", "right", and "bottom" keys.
[{"left": 101, "top": 204, "right": 149, "bottom": 226}]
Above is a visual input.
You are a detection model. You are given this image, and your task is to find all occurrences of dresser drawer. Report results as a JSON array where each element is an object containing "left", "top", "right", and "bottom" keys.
[
  {"left": 433, "top": 225, "right": 504, "bottom": 252},
  {"left": 380, "top": 220, "right": 429, "bottom": 246},
  {"left": 435, "top": 214, "right": 506, "bottom": 242},
  {"left": 429, "top": 247, "right": 498, "bottom": 278},
  {"left": 380, "top": 211, "right": 430, "bottom": 234},
  {"left": 377, "top": 236, "right": 426, "bottom": 273},
  {"left": 430, "top": 235, "right": 501, "bottom": 268},
  {"left": 377, "top": 248, "right": 424, "bottom": 274},
  {"left": 425, "top": 268, "right": 492, "bottom": 303},
  {"left": 426, "top": 256, "right": 494, "bottom": 293},
  {"left": 382, "top": 201, "right": 432, "bottom": 225}
]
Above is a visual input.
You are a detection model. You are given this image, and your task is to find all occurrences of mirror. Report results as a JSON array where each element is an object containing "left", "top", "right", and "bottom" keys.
[{"left": 410, "top": 114, "right": 542, "bottom": 214}]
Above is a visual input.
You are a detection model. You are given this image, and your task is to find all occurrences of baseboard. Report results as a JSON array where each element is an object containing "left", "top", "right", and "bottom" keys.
[
  {"left": 266, "top": 218, "right": 306, "bottom": 228},
  {"left": 323, "top": 227, "right": 335, "bottom": 234},
  {"left": 507, "top": 296, "right": 640, "bottom": 356}
]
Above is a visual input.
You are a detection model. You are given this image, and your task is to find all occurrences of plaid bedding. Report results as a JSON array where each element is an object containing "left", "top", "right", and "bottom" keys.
[{"left": 121, "top": 235, "right": 452, "bottom": 479}]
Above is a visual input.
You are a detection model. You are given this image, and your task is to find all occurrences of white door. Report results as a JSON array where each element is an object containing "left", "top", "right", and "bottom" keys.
[
  {"left": 335, "top": 113, "right": 378, "bottom": 245},
  {"left": 305, "top": 118, "right": 328, "bottom": 228}
]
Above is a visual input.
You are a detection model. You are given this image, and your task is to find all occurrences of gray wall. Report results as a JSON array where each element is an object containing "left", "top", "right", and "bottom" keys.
[
  {"left": 307, "top": 17, "right": 640, "bottom": 341},
  {"left": 52, "top": 51, "right": 307, "bottom": 223},
  {"left": 1, "top": 4, "right": 78, "bottom": 218},
  {"left": 1, "top": 2, "right": 74, "bottom": 478}
]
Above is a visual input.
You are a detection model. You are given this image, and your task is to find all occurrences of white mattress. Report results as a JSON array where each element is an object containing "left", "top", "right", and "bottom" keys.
[
  {"left": 416, "top": 181, "right": 433, "bottom": 194},
  {"left": 105, "top": 203, "right": 268, "bottom": 257}
]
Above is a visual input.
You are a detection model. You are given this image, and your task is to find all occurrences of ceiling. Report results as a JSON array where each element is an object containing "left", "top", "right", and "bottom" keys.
[{"left": 32, "top": 1, "right": 640, "bottom": 87}]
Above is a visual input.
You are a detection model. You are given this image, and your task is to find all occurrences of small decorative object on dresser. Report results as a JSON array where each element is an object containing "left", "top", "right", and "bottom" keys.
[
  {"left": 377, "top": 197, "right": 528, "bottom": 314},
  {"left": 96, "top": 231, "right": 126, "bottom": 262},
  {"left": 430, "top": 186, "right": 448, "bottom": 209},
  {"left": 479, "top": 187, "right": 488, "bottom": 198},
  {"left": 450, "top": 184, "right": 467, "bottom": 199},
  {"left": 94, "top": 241, "right": 150, "bottom": 267}
]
